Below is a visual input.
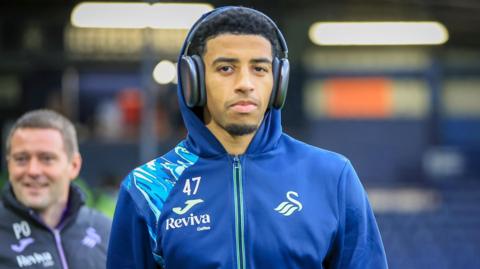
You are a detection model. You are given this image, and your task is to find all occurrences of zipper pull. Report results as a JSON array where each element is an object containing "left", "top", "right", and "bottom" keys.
[{"left": 233, "top": 155, "right": 240, "bottom": 168}]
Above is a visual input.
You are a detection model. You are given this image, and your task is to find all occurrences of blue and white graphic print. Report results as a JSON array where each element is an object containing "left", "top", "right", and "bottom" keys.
[{"left": 123, "top": 141, "right": 198, "bottom": 250}]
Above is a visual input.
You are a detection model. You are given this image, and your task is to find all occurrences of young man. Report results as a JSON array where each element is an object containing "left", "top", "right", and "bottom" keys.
[
  {"left": 108, "top": 6, "right": 388, "bottom": 269},
  {"left": 1, "top": 109, "right": 111, "bottom": 269}
]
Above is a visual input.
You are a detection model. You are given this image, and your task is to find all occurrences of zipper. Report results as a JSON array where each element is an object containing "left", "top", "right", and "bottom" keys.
[
  {"left": 52, "top": 229, "right": 69, "bottom": 269},
  {"left": 28, "top": 208, "right": 69, "bottom": 269},
  {"left": 233, "top": 155, "right": 246, "bottom": 269}
]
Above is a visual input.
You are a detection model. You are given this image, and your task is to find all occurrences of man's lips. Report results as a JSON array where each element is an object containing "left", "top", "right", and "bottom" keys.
[
  {"left": 229, "top": 100, "right": 258, "bottom": 113},
  {"left": 22, "top": 181, "right": 48, "bottom": 190}
]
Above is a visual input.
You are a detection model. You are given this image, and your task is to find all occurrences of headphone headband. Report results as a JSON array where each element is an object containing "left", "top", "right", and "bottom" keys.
[{"left": 182, "top": 6, "right": 288, "bottom": 59}]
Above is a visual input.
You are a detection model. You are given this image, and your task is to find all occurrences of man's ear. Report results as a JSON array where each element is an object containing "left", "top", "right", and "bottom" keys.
[{"left": 69, "top": 153, "right": 82, "bottom": 181}]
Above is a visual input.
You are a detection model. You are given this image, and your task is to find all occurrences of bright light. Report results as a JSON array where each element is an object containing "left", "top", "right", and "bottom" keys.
[
  {"left": 149, "top": 4, "right": 212, "bottom": 29},
  {"left": 309, "top": 22, "right": 449, "bottom": 46},
  {"left": 71, "top": 3, "right": 150, "bottom": 29},
  {"left": 153, "top": 60, "right": 176, "bottom": 85},
  {"left": 71, "top": 2, "right": 213, "bottom": 29}
]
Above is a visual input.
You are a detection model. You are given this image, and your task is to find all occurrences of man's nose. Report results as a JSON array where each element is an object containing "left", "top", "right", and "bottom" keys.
[
  {"left": 26, "top": 158, "right": 42, "bottom": 177},
  {"left": 235, "top": 67, "right": 255, "bottom": 93}
]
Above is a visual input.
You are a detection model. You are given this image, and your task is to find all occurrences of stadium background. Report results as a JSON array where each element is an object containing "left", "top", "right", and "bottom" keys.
[{"left": 1, "top": 0, "right": 479, "bottom": 268}]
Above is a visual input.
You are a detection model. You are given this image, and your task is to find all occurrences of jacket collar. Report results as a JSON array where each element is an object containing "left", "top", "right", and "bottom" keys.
[
  {"left": 2, "top": 183, "right": 86, "bottom": 229},
  {"left": 177, "top": 93, "right": 283, "bottom": 158}
]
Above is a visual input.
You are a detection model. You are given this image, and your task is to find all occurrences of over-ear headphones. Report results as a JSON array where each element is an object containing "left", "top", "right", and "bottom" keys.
[{"left": 179, "top": 6, "right": 290, "bottom": 109}]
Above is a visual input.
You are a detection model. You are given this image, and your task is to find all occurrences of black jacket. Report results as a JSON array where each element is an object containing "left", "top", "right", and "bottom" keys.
[{"left": 0, "top": 183, "right": 111, "bottom": 269}]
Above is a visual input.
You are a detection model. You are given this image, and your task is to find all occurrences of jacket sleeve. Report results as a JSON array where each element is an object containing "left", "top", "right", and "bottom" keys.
[
  {"left": 107, "top": 183, "right": 161, "bottom": 269},
  {"left": 327, "top": 161, "right": 388, "bottom": 269}
]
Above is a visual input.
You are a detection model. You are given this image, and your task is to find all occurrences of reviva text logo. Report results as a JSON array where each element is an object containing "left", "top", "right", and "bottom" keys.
[
  {"left": 166, "top": 213, "right": 211, "bottom": 231},
  {"left": 16, "top": 252, "right": 54, "bottom": 268}
]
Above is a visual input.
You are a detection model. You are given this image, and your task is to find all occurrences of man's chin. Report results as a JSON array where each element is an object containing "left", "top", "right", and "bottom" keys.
[
  {"left": 19, "top": 196, "right": 49, "bottom": 211},
  {"left": 224, "top": 124, "right": 258, "bottom": 136}
]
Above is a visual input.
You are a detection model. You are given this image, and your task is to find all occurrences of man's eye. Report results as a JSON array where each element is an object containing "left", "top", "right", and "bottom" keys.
[
  {"left": 39, "top": 155, "right": 55, "bottom": 164},
  {"left": 253, "top": 65, "right": 270, "bottom": 73},
  {"left": 13, "top": 156, "right": 28, "bottom": 165},
  {"left": 254, "top": 66, "right": 268, "bottom": 72},
  {"left": 218, "top": 66, "right": 233, "bottom": 72}
]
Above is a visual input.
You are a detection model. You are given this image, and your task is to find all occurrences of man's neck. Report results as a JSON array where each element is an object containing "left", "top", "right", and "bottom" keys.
[
  {"left": 38, "top": 200, "right": 68, "bottom": 229},
  {"left": 207, "top": 125, "right": 255, "bottom": 155}
]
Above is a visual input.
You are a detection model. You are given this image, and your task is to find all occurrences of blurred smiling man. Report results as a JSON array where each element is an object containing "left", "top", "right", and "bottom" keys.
[{"left": 0, "top": 109, "right": 111, "bottom": 269}]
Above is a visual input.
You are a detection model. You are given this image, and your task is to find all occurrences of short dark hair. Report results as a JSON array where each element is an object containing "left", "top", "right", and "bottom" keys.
[
  {"left": 5, "top": 109, "right": 79, "bottom": 159},
  {"left": 187, "top": 7, "right": 281, "bottom": 58}
]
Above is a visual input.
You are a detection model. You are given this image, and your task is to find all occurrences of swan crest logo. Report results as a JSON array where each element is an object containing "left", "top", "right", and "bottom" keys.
[{"left": 274, "top": 191, "right": 303, "bottom": 216}]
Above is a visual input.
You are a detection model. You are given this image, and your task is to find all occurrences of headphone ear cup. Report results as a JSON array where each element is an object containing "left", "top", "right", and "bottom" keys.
[
  {"left": 180, "top": 55, "right": 205, "bottom": 107},
  {"left": 270, "top": 58, "right": 280, "bottom": 108},
  {"left": 274, "top": 58, "right": 290, "bottom": 109},
  {"left": 191, "top": 55, "right": 206, "bottom": 107},
  {"left": 270, "top": 58, "right": 290, "bottom": 109},
  {"left": 180, "top": 55, "right": 200, "bottom": 108}
]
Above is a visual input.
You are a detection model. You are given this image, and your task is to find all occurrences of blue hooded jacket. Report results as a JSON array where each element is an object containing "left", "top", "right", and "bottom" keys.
[{"left": 107, "top": 8, "right": 388, "bottom": 269}]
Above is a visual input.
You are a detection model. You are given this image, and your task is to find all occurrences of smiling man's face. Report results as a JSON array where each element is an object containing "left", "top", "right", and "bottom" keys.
[
  {"left": 202, "top": 34, "right": 274, "bottom": 137},
  {"left": 7, "top": 128, "right": 81, "bottom": 213}
]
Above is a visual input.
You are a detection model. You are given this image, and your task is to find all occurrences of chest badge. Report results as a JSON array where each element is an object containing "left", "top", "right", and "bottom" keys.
[
  {"left": 82, "top": 227, "right": 101, "bottom": 248},
  {"left": 274, "top": 191, "right": 303, "bottom": 216}
]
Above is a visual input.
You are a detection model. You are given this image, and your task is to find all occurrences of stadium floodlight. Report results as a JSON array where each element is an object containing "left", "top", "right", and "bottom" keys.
[
  {"left": 309, "top": 21, "right": 449, "bottom": 46},
  {"left": 71, "top": 2, "right": 213, "bottom": 29},
  {"left": 153, "top": 60, "right": 177, "bottom": 85}
]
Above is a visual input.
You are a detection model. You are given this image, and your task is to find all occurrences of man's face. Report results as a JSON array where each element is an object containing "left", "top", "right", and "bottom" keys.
[
  {"left": 7, "top": 128, "right": 81, "bottom": 212},
  {"left": 202, "top": 34, "right": 274, "bottom": 137}
]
